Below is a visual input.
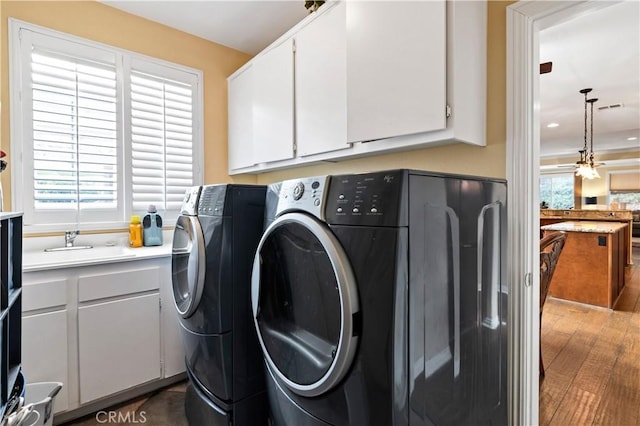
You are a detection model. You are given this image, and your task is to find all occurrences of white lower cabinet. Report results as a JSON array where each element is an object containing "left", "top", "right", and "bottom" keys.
[
  {"left": 22, "top": 310, "right": 69, "bottom": 412},
  {"left": 21, "top": 276, "right": 70, "bottom": 413},
  {"left": 21, "top": 256, "right": 183, "bottom": 417},
  {"left": 78, "top": 294, "right": 160, "bottom": 403}
]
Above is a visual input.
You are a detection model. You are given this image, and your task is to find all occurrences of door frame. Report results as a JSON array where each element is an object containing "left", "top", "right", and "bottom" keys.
[{"left": 506, "top": 1, "right": 620, "bottom": 424}]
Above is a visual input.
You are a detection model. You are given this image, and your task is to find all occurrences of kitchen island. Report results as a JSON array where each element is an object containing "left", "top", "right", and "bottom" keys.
[
  {"left": 541, "top": 220, "right": 628, "bottom": 309},
  {"left": 540, "top": 209, "right": 633, "bottom": 265}
]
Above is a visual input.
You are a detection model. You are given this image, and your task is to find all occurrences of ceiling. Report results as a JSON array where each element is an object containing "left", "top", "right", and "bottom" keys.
[
  {"left": 101, "top": 1, "right": 639, "bottom": 159},
  {"left": 101, "top": 1, "right": 309, "bottom": 55},
  {"left": 539, "top": 1, "right": 640, "bottom": 159}
]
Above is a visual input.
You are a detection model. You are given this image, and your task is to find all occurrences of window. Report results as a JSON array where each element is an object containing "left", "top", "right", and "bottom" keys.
[
  {"left": 609, "top": 171, "right": 640, "bottom": 211},
  {"left": 129, "top": 63, "right": 196, "bottom": 213},
  {"left": 10, "top": 20, "right": 203, "bottom": 231},
  {"left": 539, "top": 173, "right": 574, "bottom": 209},
  {"left": 31, "top": 48, "right": 118, "bottom": 213}
]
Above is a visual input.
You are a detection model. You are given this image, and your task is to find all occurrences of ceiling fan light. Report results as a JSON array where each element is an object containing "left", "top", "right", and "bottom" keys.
[
  {"left": 575, "top": 164, "right": 590, "bottom": 177},
  {"left": 575, "top": 162, "right": 600, "bottom": 180}
]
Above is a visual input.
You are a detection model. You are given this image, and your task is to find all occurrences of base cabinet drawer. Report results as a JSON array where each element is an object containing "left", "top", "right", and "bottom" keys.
[{"left": 78, "top": 293, "right": 161, "bottom": 403}]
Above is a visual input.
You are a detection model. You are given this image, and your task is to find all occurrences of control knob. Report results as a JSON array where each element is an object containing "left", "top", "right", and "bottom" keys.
[{"left": 293, "top": 182, "right": 305, "bottom": 200}]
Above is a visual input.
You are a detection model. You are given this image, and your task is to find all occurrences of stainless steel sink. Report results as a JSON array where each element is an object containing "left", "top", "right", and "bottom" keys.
[{"left": 44, "top": 245, "right": 94, "bottom": 252}]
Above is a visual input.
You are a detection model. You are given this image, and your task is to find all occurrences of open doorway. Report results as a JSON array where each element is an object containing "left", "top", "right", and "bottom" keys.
[
  {"left": 507, "top": 1, "right": 640, "bottom": 424},
  {"left": 537, "top": 2, "right": 639, "bottom": 424}
]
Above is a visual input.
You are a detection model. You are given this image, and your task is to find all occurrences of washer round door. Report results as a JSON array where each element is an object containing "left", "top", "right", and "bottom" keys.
[
  {"left": 172, "top": 215, "right": 206, "bottom": 318},
  {"left": 251, "top": 212, "right": 359, "bottom": 397}
]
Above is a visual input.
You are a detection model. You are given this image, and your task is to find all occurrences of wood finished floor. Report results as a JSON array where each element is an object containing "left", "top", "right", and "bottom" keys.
[{"left": 540, "top": 247, "right": 640, "bottom": 426}]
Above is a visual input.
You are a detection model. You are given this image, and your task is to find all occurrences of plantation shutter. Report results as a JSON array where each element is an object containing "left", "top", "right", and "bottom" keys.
[
  {"left": 31, "top": 47, "right": 118, "bottom": 211},
  {"left": 14, "top": 22, "right": 202, "bottom": 230},
  {"left": 130, "top": 70, "right": 195, "bottom": 214}
]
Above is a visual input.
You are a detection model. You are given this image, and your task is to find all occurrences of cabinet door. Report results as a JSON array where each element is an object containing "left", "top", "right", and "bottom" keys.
[
  {"left": 252, "top": 38, "right": 295, "bottom": 163},
  {"left": 78, "top": 293, "right": 160, "bottom": 403},
  {"left": 347, "top": 1, "right": 447, "bottom": 143},
  {"left": 295, "top": 2, "right": 348, "bottom": 157},
  {"left": 228, "top": 64, "right": 255, "bottom": 171},
  {"left": 22, "top": 310, "right": 69, "bottom": 413}
]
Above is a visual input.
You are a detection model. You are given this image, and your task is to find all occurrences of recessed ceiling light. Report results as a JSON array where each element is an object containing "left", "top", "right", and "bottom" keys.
[
  {"left": 627, "top": 137, "right": 637, "bottom": 141},
  {"left": 547, "top": 123, "right": 559, "bottom": 128}
]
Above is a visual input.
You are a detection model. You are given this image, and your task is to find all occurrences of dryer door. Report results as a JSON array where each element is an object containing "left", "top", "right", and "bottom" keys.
[
  {"left": 172, "top": 215, "right": 206, "bottom": 318},
  {"left": 251, "top": 212, "right": 359, "bottom": 397}
]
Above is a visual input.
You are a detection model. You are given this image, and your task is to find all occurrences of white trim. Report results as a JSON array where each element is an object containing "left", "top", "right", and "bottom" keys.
[
  {"left": 506, "top": 1, "right": 621, "bottom": 424},
  {"left": 9, "top": 18, "right": 203, "bottom": 81}
]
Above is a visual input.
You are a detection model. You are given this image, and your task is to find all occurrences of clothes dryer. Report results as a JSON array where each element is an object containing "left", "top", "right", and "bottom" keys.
[
  {"left": 172, "top": 184, "right": 267, "bottom": 425},
  {"left": 251, "top": 170, "right": 507, "bottom": 425}
]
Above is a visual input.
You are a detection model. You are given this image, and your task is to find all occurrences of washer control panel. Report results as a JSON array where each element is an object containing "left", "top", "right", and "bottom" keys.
[
  {"left": 325, "top": 170, "right": 406, "bottom": 226},
  {"left": 198, "top": 185, "right": 227, "bottom": 216},
  {"left": 180, "top": 186, "right": 202, "bottom": 216},
  {"left": 276, "top": 176, "right": 329, "bottom": 219}
]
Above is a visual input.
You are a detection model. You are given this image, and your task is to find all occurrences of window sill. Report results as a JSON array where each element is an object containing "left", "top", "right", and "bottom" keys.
[{"left": 22, "top": 219, "right": 177, "bottom": 237}]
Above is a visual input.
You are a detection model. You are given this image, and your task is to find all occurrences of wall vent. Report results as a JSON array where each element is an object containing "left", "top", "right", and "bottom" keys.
[{"left": 598, "top": 103, "right": 624, "bottom": 110}]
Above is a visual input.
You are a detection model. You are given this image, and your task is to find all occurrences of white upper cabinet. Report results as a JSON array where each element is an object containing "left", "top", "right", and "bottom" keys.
[
  {"left": 346, "top": 1, "right": 446, "bottom": 143},
  {"left": 227, "top": 0, "right": 486, "bottom": 174},
  {"left": 252, "top": 38, "right": 295, "bottom": 164},
  {"left": 228, "top": 64, "right": 254, "bottom": 170},
  {"left": 295, "top": 2, "right": 348, "bottom": 157}
]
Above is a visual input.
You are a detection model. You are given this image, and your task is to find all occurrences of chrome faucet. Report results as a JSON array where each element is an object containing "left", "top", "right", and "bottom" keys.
[{"left": 65, "top": 230, "right": 79, "bottom": 247}]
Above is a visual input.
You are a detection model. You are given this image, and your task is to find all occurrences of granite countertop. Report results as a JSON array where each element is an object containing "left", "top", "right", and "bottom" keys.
[
  {"left": 540, "top": 209, "right": 633, "bottom": 220},
  {"left": 541, "top": 220, "right": 629, "bottom": 234}
]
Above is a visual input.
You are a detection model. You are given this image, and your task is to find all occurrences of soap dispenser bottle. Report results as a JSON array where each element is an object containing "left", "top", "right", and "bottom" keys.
[
  {"left": 129, "top": 215, "right": 143, "bottom": 248},
  {"left": 143, "top": 204, "right": 163, "bottom": 246}
]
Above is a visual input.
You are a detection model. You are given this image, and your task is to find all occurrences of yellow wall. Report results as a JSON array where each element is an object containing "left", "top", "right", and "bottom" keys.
[
  {"left": 0, "top": 0, "right": 254, "bottom": 211},
  {"left": 1, "top": 1, "right": 513, "bottom": 210},
  {"left": 256, "top": 1, "right": 512, "bottom": 184}
]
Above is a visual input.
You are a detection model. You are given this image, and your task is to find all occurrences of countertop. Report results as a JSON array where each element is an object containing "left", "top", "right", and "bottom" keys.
[
  {"left": 541, "top": 220, "right": 629, "bottom": 234},
  {"left": 23, "top": 243, "right": 172, "bottom": 272},
  {"left": 540, "top": 209, "right": 633, "bottom": 220}
]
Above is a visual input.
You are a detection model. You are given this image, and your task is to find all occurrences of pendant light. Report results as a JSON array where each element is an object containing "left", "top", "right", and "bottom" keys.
[{"left": 575, "top": 88, "right": 600, "bottom": 179}]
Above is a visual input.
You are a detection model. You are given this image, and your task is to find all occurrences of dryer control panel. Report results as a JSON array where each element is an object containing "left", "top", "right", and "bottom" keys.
[
  {"left": 180, "top": 186, "right": 202, "bottom": 216},
  {"left": 275, "top": 176, "right": 330, "bottom": 220},
  {"left": 325, "top": 170, "right": 408, "bottom": 227}
]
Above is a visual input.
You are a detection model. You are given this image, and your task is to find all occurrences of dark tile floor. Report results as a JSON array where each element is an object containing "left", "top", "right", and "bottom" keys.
[{"left": 62, "top": 382, "right": 188, "bottom": 426}]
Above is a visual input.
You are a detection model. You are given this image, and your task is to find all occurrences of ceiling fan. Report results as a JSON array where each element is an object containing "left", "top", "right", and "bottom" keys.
[{"left": 541, "top": 87, "right": 607, "bottom": 176}]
